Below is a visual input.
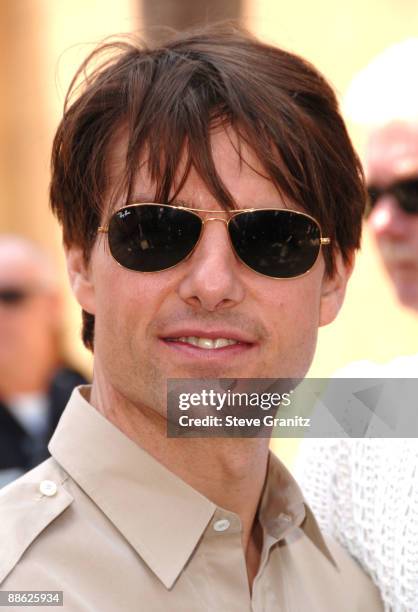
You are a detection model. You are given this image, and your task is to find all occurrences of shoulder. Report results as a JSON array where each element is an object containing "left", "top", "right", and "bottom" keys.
[
  {"left": 0, "top": 458, "right": 73, "bottom": 584},
  {"left": 325, "top": 536, "right": 383, "bottom": 611}
]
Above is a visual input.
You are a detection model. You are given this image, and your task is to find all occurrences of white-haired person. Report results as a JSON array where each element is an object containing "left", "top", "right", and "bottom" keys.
[{"left": 295, "top": 40, "right": 418, "bottom": 612}]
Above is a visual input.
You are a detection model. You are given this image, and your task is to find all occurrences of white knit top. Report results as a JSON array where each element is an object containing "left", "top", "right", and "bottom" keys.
[{"left": 294, "top": 355, "right": 418, "bottom": 612}]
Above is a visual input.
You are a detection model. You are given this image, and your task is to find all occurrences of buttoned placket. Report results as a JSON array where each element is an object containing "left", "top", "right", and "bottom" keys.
[
  {"left": 251, "top": 511, "right": 301, "bottom": 611},
  {"left": 186, "top": 506, "right": 302, "bottom": 612}
]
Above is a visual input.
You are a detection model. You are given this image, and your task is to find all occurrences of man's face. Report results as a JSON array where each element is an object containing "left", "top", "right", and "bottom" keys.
[
  {"left": 366, "top": 122, "right": 418, "bottom": 311},
  {"left": 0, "top": 241, "right": 59, "bottom": 370},
  {"left": 69, "top": 128, "right": 349, "bottom": 414}
]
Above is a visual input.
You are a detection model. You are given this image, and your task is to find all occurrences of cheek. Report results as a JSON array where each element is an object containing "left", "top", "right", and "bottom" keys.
[
  {"left": 279, "top": 292, "right": 320, "bottom": 350},
  {"left": 266, "top": 275, "right": 323, "bottom": 330},
  {"left": 92, "top": 261, "right": 166, "bottom": 352},
  {"left": 257, "top": 276, "right": 323, "bottom": 376},
  {"left": 0, "top": 314, "right": 24, "bottom": 343},
  {"left": 23, "top": 303, "right": 55, "bottom": 338}
]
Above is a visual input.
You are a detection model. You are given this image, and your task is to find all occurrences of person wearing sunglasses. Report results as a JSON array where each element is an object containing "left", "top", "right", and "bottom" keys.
[
  {"left": 0, "top": 236, "right": 87, "bottom": 487},
  {"left": 365, "top": 123, "right": 418, "bottom": 311},
  {"left": 296, "top": 39, "right": 418, "bottom": 612},
  {"left": 0, "top": 25, "right": 383, "bottom": 611}
]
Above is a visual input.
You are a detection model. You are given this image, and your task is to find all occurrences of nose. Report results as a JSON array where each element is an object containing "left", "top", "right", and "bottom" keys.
[
  {"left": 177, "top": 217, "right": 246, "bottom": 311},
  {"left": 368, "top": 195, "right": 410, "bottom": 241}
]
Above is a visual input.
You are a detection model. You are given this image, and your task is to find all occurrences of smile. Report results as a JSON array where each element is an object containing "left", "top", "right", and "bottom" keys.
[{"left": 166, "top": 336, "right": 241, "bottom": 349}]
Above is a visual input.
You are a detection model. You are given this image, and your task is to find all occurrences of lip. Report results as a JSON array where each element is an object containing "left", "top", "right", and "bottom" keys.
[
  {"left": 157, "top": 328, "right": 258, "bottom": 363},
  {"left": 158, "top": 328, "right": 256, "bottom": 344},
  {"left": 158, "top": 338, "right": 256, "bottom": 364}
]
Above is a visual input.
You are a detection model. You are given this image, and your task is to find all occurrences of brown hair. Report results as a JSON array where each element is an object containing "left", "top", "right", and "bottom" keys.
[{"left": 50, "top": 23, "right": 366, "bottom": 351}]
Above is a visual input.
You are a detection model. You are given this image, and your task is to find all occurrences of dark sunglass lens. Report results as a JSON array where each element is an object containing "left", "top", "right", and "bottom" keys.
[
  {"left": 394, "top": 179, "right": 418, "bottom": 214},
  {"left": 108, "top": 205, "right": 202, "bottom": 272},
  {"left": 229, "top": 210, "right": 322, "bottom": 278},
  {"left": 0, "top": 289, "right": 27, "bottom": 305}
]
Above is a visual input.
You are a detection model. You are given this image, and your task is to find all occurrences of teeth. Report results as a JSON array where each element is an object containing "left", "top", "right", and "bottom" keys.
[{"left": 175, "top": 336, "right": 239, "bottom": 349}]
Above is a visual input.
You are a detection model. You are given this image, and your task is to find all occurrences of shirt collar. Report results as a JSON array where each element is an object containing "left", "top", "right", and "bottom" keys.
[
  {"left": 49, "top": 387, "right": 335, "bottom": 588},
  {"left": 259, "top": 452, "right": 336, "bottom": 568}
]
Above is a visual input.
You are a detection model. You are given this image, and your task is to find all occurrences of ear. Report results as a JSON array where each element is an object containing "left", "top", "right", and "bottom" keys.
[
  {"left": 319, "top": 251, "right": 354, "bottom": 327},
  {"left": 65, "top": 246, "right": 96, "bottom": 315}
]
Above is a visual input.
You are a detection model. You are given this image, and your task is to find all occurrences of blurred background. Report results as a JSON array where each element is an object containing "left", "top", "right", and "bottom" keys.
[{"left": 1, "top": 0, "right": 418, "bottom": 464}]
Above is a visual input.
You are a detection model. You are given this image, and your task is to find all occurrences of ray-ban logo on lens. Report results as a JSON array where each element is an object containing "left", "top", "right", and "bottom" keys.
[{"left": 118, "top": 210, "right": 131, "bottom": 218}]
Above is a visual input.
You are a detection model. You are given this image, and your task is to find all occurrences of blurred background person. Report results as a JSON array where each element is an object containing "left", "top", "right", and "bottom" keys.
[
  {"left": 345, "top": 38, "right": 418, "bottom": 312},
  {"left": 296, "top": 39, "right": 418, "bottom": 612},
  {"left": 0, "top": 235, "right": 87, "bottom": 487},
  {"left": 365, "top": 122, "right": 418, "bottom": 310}
]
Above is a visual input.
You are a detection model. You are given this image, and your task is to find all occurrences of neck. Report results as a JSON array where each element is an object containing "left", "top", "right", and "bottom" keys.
[{"left": 90, "top": 376, "right": 270, "bottom": 588}]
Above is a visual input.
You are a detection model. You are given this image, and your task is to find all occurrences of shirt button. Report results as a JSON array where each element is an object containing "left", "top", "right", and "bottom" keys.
[
  {"left": 213, "top": 519, "right": 230, "bottom": 532},
  {"left": 279, "top": 512, "right": 292, "bottom": 523},
  {"left": 39, "top": 480, "right": 58, "bottom": 497}
]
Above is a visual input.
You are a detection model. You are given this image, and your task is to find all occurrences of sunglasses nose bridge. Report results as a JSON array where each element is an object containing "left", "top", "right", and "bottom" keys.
[
  {"left": 203, "top": 216, "right": 229, "bottom": 225},
  {"left": 200, "top": 216, "right": 231, "bottom": 243},
  {"left": 194, "top": 216, "right": 239, "bottom": 264},
  {"left": 200, "top": 216, "right": 236, "bottom": 253}
]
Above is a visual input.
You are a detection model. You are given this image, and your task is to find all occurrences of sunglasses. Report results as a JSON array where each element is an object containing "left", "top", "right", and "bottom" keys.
[
  {"left": 0, "top": 288, "right": 33, "bottom": 306},
  {"left": 367, "top": 176, "right": 418, "bottom": 216},
  {"left": 98, "top": 203, "right": 331, "bottom": 279}
]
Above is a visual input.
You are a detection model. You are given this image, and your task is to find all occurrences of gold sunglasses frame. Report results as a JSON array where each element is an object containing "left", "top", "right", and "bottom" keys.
[{"left": 98, "top": 202, "right": 331, "bottom": 279}]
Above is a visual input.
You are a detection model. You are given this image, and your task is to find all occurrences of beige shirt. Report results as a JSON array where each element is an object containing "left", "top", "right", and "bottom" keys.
[{"left": 0, "top": 388, "right": 382, "bottom": 611}]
